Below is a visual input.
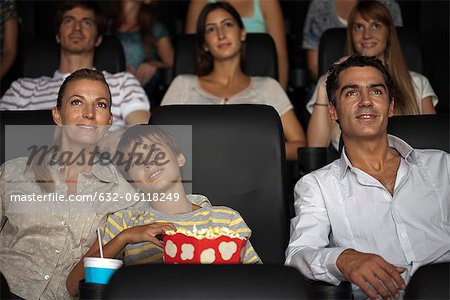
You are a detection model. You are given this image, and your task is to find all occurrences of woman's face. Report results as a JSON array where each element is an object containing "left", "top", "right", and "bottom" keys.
[
  {"left": 52, "top": 78, "right": 112, "bottom": 147},
  {"left": 203, "top": 8, "right": 246, "bottom": 61},
  {"left": 351, "top": 13, "right": 389, "bottom": 61}
]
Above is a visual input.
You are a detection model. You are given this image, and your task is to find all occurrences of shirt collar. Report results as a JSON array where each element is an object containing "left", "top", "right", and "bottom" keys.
[
  {"left": 338, "top": 134, "right": 415, "bottom": 179},
  {"left": 49, "top": 157, "right": 119, "bottom": 184}
]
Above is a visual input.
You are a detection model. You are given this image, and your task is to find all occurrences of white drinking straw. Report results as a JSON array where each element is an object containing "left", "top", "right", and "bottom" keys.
[{"left": 97, "top": 228, "right": 104, "bottom": 258}]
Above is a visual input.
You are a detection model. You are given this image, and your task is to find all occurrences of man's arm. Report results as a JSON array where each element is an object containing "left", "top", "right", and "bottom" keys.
[
  {"left": 285, "top": 177, "right": 347, "bottom": 285},
  {"left": 336, "top": 249, "right": 406, "bottom": 299},
  {"left": 125, "top": 110, "right": 150, "bottom": 125}
]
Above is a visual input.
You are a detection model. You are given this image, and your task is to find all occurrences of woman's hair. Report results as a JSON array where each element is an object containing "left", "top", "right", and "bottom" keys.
[
  {"left": 56, "top": 68, "right": 111, "bottom": 110},
  {"left": 29, "top": 69, "right": 111, "bottom": 193},
  {"left": 108, "top": 1, "right": 158, "bottom": 57},
  {"left": 115, "top": 125, "right": 182, "bottom": 183},
  {"left": 345, "top": 1, "right": 420, "bottom": 115},
  {"left": 195, "top": 2, "right": 246, "bottom": 76},
  {"left": 54, "top": 0, "right": 107, "bottom": 37}
]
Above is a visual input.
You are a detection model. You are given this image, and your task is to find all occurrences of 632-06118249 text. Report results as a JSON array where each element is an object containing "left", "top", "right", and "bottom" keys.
[{"left": 9, "top": 193, "right": 180, "bottom": 202}]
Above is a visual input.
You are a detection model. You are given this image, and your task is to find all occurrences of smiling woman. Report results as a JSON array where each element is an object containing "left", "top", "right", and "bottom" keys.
[
  {"left": 161, "top": 2, "right": 306, "bottom": 160},
  {"left": 0, "top": 69, "right": 141, "bottom": 299},
  {"left": 306, "top": 0, "right": 438, "bottom": 150}
]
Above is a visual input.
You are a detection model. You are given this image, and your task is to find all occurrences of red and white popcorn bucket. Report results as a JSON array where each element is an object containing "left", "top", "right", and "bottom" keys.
[{"left": 163, "top": 228, "right": 248, "bottom": 264}]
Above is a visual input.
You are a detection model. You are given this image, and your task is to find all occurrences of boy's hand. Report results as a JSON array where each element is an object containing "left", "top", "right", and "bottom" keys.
[{"left": 121, "top": 222, "right": 176, "bottom": 248}]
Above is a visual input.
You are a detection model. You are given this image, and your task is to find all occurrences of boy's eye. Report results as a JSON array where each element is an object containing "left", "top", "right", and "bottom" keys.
[{"left": 353, "top": 24, "right": 363, "bottom": 31}]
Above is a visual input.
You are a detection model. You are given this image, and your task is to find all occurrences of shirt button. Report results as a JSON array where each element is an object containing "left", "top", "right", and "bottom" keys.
[
  {"left": 55, "top": 249, "right": 60, "bottom": 254},
  {"left": 400, "top": 232, "right": 407, "bottom": 238},
  {"left": 44, "top": 274, "right": 50, "bottom": 280},
  {"left": 61, "top": 220, "right": 66, "bottom": 226}
]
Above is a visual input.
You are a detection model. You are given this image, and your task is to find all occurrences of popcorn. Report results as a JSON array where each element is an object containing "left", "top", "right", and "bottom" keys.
[{"left": 163, "top": 226, "right": 248, "bottom": 264}]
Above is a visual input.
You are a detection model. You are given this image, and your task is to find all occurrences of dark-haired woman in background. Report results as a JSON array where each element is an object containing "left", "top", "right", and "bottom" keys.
[
  {"left": 108, "top": 0, "right": 174, "bottom": 100},
  {"left": 161, "top": 2, "right": 305, "bottom": 160}
]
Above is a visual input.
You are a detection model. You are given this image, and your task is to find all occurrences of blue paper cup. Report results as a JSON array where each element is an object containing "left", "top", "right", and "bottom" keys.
[{"left": 84, "top": 257, "right": 123, "bottom": 285}]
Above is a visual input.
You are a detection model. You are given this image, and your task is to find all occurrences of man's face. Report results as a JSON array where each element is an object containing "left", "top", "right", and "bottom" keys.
[
  {"left": 56, "top": 7, "right": 102, "bottom": 54},
  {"left": 329, "top": 66, "right": 394, "bottom": 141}
]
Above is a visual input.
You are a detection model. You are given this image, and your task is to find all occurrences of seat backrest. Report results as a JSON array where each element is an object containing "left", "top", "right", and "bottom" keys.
[
  {"left": 150, "top": 105, "right": 289, "bottom": 264},
  {"left": 404, "top": 262, "right": 449, "bottom": 299},
  {"left": 318, "top": 27, "right": 423, "bottom": 76},
  {"left": 387, "top": 115, "right": 449, "bottom": 152},
  {"left": 0, "top": 110, "right": 55, "bottom": 164},
  {"left": 173, "top": 33, "right": 278, "bottom": 80},
  {"left": 23, "top": 35, "right": 126, "bottom": 77},
  {"left": 104, "top": 264, "right": 309, "bottom": 299}
]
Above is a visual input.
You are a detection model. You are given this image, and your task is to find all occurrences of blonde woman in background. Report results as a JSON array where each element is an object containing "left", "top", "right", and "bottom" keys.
[{"left": 307, "top": 1, "right": 437, "bottom": 150}]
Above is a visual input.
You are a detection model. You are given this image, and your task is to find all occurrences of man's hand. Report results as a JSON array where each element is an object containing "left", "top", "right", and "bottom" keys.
[
  {"left": 120, "top": 222, "right": 176, "bottom": 248},
  {"left": 336, "top": 249, "right": 406, "bottom": 299}
]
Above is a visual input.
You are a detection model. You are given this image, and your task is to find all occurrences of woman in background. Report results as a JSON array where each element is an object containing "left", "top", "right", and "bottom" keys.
[
  {"left": 307, "top": 1, "right": 437, "bottom": 149},
  {"left": 185, "top": 0, "right": 289, "bottom": 90},
  {"left": 162, "top": 2, "right": 305, "bottom": 160},
  {"left": 108, "top": 0, "right": 174, "bottom": 101}
]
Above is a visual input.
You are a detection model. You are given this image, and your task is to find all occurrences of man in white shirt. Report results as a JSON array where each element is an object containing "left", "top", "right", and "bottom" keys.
[
  {"left": 0, "top": 0, "right": 150, "bottom": 126},
  {"left": 285, "top": 56, "right": 450, "bottom": 299}
]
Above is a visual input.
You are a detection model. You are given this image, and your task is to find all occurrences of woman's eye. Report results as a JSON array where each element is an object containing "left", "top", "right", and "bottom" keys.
[
  {"left": 70, "top": 99, "right": 82, "bottom": 105},
  {"left": 205, "top": 26, "right": 215, "bottom": 34},
  {"left": 372, "top": 22, "right": 382, "bottom": 30},
  {"left": 224, "top": 21, "right": 234, "bottom": 28},
  {"left": 97, "top": 102, "right": 108, "bottom": 109}
]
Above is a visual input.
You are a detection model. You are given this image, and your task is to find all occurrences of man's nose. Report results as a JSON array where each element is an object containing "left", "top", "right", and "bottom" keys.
[{"left": 358, "top": 90, "right": 374, "bottom": 106}]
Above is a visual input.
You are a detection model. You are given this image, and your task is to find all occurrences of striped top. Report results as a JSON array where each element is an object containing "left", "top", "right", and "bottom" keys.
[
  {"left": 102, "top": 197, "right": 261, "bottom": 265},
  {"left": 0, "top": 70, "right": 150, "bottom": 126}
]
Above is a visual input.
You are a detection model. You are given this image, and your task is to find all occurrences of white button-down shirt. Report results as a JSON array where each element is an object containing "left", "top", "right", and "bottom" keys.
[{"left": 286, "top": 135, "right": 450, "bottom": 291}]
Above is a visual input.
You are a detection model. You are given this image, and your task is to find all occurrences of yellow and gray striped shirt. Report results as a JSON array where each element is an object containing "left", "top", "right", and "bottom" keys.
[{"left": 102, "top": 196, "right": 261, "bottom": 265}]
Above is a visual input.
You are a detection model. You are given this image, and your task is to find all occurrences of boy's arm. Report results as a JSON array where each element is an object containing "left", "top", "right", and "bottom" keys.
[{"left": 66, "top": 222, "right": 175, "bottom": 296}]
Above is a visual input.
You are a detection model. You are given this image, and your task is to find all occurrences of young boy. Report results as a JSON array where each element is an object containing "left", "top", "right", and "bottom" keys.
[{"left": 66, "top": 125, "right": 261, "bottom": 296}]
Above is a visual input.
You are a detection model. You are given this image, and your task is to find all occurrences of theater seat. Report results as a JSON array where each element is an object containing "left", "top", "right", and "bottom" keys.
[
  {"left": 23, "top": 35, "right": 126, "bottom": 77},
  {"left": 173, "top": 33, "right": 278, "bottom": 80},
  {"left": 150, "top": 104, "right": 289, "bottom": 265},
  {"left": 404, "top": 262, "right": 450, "bottom": 299},
  {"left": 387, "top": 114, "right": 449, "bottom": 152},
  {"left": 0, "top": 110, "right": 54, "bottom": 164},
  {"left": 104, "top": 264, "right": 309, "bottom": 299}
]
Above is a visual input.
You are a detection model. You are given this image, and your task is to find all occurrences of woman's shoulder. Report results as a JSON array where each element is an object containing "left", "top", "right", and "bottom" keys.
[{"left": 408, "top": 71, "right": 432, "bottom": 86}]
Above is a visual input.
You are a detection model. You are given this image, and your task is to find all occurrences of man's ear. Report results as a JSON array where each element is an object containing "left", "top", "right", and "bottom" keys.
[
  {"left": 388, "top": 97, "right": 395, "bottom": 117},
  {"left": 177, "top": 153, "right": 186, "bottom": 167},
  {"left": 56, "top": 34, "right": 61, "bottom": 44},
  {"left": 329, "top": 103, "right": 338, "bottom": 121},
  {"left": 52, "top": 107, "right": 63, "bottom": 126},
  {"left": 94, "top": 35, "right": 103, "bottom": 48}
]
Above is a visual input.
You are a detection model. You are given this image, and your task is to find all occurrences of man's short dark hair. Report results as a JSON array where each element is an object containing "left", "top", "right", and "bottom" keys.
[
  {"left": 326, "top": 55, "right": 394, "bottom": 106},
  {"left": 54, "top": 0, "right": 106, "bottom": 37}
]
